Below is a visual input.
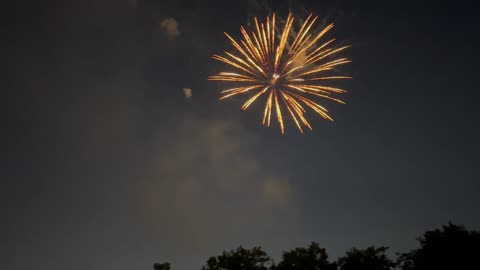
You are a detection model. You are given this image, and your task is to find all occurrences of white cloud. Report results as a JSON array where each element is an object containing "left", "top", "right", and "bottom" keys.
[
  {"left": 264, "top": 177, "right": 293, "bottom": 208},
  {"left": 183, "top": 88, "right": 192, "bottom": 98},
  {"left": 160, "top": 17, "right": 180, "bottom": 38},
  {"left": 138, "top": 115, "right": 300, "bottom": 254}
]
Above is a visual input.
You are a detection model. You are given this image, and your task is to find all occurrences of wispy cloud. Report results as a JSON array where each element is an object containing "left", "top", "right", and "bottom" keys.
[
  {"left": 183, "top": 88, "right": 192, "bottom": 98},
  {"left": 139, "top": 115, "right": 300, "bottom": 255},
  {"left": 160, "top": 17, "right": 180, "bottom": 38}
]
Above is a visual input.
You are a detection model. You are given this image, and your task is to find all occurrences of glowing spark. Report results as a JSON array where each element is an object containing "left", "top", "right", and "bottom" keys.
[{"left": 209, "top": 13, "right": 351, "bottom": 134}]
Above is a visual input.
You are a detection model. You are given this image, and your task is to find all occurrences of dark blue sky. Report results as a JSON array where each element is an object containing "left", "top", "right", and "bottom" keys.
[{"left": 4, "top": 1, "right": 480, "bottom": 270}]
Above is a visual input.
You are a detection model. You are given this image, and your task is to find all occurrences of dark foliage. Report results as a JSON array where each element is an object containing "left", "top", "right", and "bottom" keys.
[
  {"left": 201, "top": 246, "right": 273, "bottom": 270},
  {"left": 154, "top": 262, "right": 171, "bottom": 270},
  {"left": 337, "top": 246, "right": 395, "bottom": 270},
  {"left": 275, "top": 242, "right": 336, "bottom": 270},
  {"left": 397, "top": 222, "right": 480, "bottom": 270},
  {"left": 154, "top": 222, "right": 480, "bottom": 270}
]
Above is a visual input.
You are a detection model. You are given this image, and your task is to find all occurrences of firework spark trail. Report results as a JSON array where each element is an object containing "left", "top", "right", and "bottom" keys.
[{"left": 209, "top": 13, "right": 351, "bottom": 134}]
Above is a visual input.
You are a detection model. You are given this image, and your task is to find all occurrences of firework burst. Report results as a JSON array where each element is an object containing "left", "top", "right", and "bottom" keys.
[{"left": 209, "top": 13, "right": 351, "bottom": 134}]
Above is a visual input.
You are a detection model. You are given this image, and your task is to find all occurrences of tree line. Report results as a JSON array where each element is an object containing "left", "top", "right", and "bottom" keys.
[{"left": 153, "top": 222, "right": 480, "bottom": 270}]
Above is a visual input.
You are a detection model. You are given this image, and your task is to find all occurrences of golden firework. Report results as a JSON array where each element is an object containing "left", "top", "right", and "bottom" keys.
[{"left": 209, "top": 13, "right": 351, "bottom": 134}]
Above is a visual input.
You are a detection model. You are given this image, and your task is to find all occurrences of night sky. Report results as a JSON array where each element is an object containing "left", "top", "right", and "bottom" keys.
[{"left": 4, "top": 1, "right": 480, "bottom": 270}]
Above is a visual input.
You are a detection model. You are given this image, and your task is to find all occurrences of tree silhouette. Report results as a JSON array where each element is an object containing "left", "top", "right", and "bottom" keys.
[
  {"left": 337, "top": 246, "right": 395, "bottom": 270},
  {"left": 152, "top": 222, "right": 480, "bottom": 270},
  {"left": 397, "top": 222, "right": 480, "bottom": 270},
  {"left": 154, "top": 262, "right": 171, "bottom": 270},
  {"left": 275, "top": 242, "right": 336, "bottom": 270},
  {"left": 201, "top": 246, "right": 273, "bottom": 270}
]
